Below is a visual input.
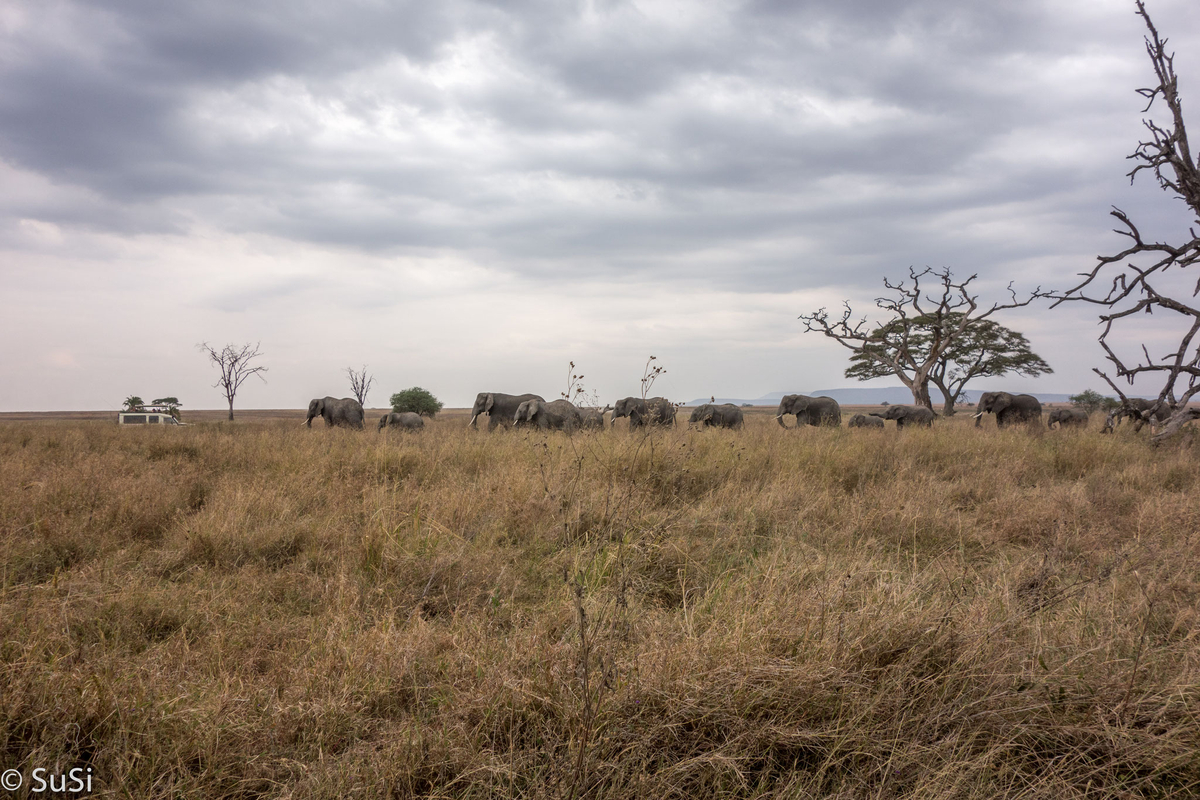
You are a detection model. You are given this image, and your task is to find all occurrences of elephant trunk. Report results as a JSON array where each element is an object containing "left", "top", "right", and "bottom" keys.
[{"left": 973, "top": 411, "right": 983, "bottom": 428}]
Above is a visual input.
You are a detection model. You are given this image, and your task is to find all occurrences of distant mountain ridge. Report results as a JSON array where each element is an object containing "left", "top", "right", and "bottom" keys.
[{"left": 684, "top": 388, "right": 1107, "bottom": 407}]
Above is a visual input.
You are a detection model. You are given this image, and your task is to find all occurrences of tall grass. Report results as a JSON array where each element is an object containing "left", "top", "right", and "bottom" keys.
[{"left": 1, "top": 414, "right": 1199, "bottom": 797}]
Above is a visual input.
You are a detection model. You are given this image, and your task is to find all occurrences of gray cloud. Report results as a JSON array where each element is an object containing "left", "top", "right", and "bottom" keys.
[{"left": 2, "top": 0, "right": 1199, "bottom": 409}]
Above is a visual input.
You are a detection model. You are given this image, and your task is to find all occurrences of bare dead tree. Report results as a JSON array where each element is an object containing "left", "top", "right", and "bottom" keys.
[
  {"left": 346, "top": 365, "right": 374, "bottom": 408},
  {"left": 198, "top": 342, "right": 268, "bottom": 421},
  {"left": 800, "top": 267, "right": 1047, "bottom": 410},
  {"left": 1052, "top": 1, "right": 1200, "bottom": 442}
]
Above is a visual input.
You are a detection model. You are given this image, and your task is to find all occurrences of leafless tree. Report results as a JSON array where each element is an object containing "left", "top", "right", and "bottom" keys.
[
  {"left": 346, "top": 365, "right": 374, "bottom": 408},
  {"left": 1052, "top": 2, "right": 1200, "bottom": 441},
  {"left": 198, "top": 342, "right": 268, "bottom": 421},
  {"left": 800, "top": 267, "right": 1047, "bottom": 410}
]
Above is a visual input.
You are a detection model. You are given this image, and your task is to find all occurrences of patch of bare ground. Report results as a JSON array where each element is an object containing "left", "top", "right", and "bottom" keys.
[{"left": 1, "top": 413, "right": 1198, "bottom": 797}]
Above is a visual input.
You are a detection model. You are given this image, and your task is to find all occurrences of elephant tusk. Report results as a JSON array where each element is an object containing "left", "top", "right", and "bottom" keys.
[
  {"left": 467, "top": 414, "right": 478, "bottom": 428},
  {"left": 973, "top": 412, "right": 983, "bottom": 419}
]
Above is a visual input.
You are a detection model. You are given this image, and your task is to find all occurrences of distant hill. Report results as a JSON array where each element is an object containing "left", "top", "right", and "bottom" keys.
[{"left": 684, "top": 388, "right": 1102, "bottom": 407}]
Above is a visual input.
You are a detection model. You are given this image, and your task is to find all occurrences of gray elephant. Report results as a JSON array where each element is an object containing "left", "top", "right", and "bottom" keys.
[
  {"left": 611, "top": 396, "right": 675, "bottom": 428},
  {"left": 847, "top": 413, "right": 885, "bottom": 429},
  {"left": 870, "top": 405, "right": 935, "bottom": 428},
  {"left": 1104, "top": 398, "right": 1172, "bottom": 433},
  {"left": 379, "top": 411, "right": 425, "bottom": 431},
  {"left": 579, "top": 406, "right": 611, "bottom": 430},
  {"left": 469, "top": 392, "right": 544, "bottom": 431},
  {"left": 975, "top": 392, "right": 1042, "bottom": 428},
  {"left": 776, "top": 394, "right": 841, "bottom": 427},
  {"left": 513, "top": 398, "right": 583, "bottom": 431},
  {"left": 305, "top": 396, "right": 364, "bottom": 429},
  {"left": 1047, "top": 408, "right": 1088, "bottom": 429},
  {"left": 688, "top": 403, "right": 744, "bottom": 429}
]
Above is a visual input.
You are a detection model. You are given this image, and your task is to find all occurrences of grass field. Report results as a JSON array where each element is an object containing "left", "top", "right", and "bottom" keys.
[{"left": 2, "top": 410, "right": 1199, "bottom": 798}]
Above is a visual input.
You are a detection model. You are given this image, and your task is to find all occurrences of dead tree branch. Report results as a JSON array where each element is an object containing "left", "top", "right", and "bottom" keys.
[{"left": 1052, "top": 2, "right": 1200, "bottom": 441}]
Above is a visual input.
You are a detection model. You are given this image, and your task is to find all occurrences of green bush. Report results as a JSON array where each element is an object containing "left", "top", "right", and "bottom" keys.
[
  {"left": 1069, "top": 389, "right": 1120, "bottom": 414},
  {"left": 390, "top": 387, "right": 443, "bottom": 418}
]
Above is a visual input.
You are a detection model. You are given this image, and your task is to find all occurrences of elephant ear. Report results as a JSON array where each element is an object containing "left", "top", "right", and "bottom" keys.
[{"left": 484, "top": 394, "right": 495, "bottom": 413}]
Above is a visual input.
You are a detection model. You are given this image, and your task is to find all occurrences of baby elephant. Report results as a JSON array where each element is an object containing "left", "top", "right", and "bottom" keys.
[
  {"left": 379, "top": 412, "right": 425, "bottom": 431},
  {"left": 847, "top": 413, "right": 885, "bottom": 429},
  {"left": 1047, "top": 408, "right": 1088, "bottom": 429},
  {"left": 579, "top": 406, "right": 612, "bottom": 430}
]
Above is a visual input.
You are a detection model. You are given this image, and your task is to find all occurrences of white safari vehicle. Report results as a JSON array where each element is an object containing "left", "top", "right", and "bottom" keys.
[{"left": 117, "top": 410, "right": 183, "bottom": 426}]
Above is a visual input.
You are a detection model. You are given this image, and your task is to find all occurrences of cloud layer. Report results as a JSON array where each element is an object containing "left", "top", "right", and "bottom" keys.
[{"left": 2, "top": 0, "right": 1198, "bottom": 410}]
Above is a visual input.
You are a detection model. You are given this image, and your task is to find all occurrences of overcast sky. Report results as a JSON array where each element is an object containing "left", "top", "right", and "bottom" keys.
[{"left": 3, "top": 0, "right": 1199, "bottom": 411}]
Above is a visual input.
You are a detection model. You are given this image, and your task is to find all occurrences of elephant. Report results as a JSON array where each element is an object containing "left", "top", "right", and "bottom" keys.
[
  {"left": 379, "top": 411, "right": 425, "bottom": 431},
  {"left": 870, "top": 405, "right": 935, "bottom": 428},
  {"left": 847, "top": 413, "right": 885, "bottom": 429},
  {"left": 776, "top": 394, "right": 841, "bottom": 427},
  {"left": 579, "top": 406, "right": 611, "bottom": 430},
  {"left": 469, "top": 392, "right": 544, "bottom": 431},
  {"left": 1104, "top": 398, "right": 1172, "bottom": 433},
  {"left": 1047, "top": 408, "right": 1088, "bottom": 429},
  {"left": 688, "top": 403, "right": 744, "bottom": 429},
  {"left": 513, "top": 398, "right": 583, "bottom": 431},
  {"left": 305, "top": 397, "right": 364, "bottom": 429},
  {"left": 974, "top": 392, "right": 1042, "bottom": 428},
  {"left": 611, "top": 396, "right": 675, "bottom": 428}
]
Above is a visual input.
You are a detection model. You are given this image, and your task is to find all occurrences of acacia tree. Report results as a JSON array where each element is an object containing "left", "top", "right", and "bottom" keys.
[
  {"left": 346, "top": 365, "right": 374, "bottom": 407},
  {"left": 800, "top": 267, "right": 1048, "bottom": 410},
  {"left": 1053, "top": 2, "right": 1200, "bottom": 441},
  {"left": 390, "top": 387, "right": 443, "bottom": 418},
  {"left": 198, "top": 342, "right": 268, "bottom": 421},
  {"left": 151, "top": 396, "right": 183, "bottom": 420},
  {"left": 844, "top": 313, "right": 1053, "bottom": 415}
]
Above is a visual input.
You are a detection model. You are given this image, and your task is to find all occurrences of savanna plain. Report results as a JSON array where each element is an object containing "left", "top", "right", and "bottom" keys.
[{"left": 2, "top": 410, "right": 1199, "bottom": 798}]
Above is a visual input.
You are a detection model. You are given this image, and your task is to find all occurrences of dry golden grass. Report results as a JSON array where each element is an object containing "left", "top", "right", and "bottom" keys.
[{"left": 2, "top": 411, "right": 1199, "bottom": 798}]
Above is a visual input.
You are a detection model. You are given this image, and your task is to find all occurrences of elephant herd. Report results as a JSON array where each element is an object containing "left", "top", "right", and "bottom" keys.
[
  {"left": 469, "top": 393, "right": 675, "bottom": 431},
  {"left": 302, "top": 390, "right": 1123, "bottom": 434},
  {"left": 303, "top": 396, "right": 424, "bottom": 431}
]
